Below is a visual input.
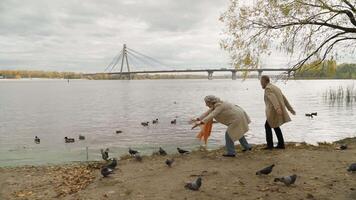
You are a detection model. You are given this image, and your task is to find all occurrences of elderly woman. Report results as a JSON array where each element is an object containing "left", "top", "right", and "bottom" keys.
[{"left": 192, "top": 95, "right": 252, "bottom": 157}]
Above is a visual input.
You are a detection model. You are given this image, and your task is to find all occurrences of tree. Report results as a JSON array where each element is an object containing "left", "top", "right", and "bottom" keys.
[{"left": 220, "top": 0, "right": 356, "bottom": 75}]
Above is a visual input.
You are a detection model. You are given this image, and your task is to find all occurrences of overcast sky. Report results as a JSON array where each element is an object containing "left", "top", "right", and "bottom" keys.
[{"left": 0, "top": 0, "right": 355, "bottom": 73}]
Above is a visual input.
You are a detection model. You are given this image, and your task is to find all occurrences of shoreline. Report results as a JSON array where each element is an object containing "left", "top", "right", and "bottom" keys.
[{"left": 1, "top": 137, "right": 356, "bottom": 199}]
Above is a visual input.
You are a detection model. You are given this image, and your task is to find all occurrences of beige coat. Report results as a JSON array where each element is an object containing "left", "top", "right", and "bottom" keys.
[
  {"left": 264, "top": 83, "right": 294, "bottom": 128},
  {"left": 199, "top": 102, "right": 251, "bottom": 142}
]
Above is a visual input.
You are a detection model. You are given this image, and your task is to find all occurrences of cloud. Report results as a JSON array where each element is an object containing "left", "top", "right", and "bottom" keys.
[{"left": 0, "top": 0, "right": 233, "bottom": 72}]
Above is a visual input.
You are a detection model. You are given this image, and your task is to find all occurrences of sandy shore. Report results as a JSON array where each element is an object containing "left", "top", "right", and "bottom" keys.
[{"left": 1, "top": 138, "right": 356, "bottom": 200}]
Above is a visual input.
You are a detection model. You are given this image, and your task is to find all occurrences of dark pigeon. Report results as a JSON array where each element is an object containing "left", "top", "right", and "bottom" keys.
[
  {"left": 78, "top": 135, "right": 85, "bottom": 140},
  {"left": 171, "top": 119, "right": 177, "bottom": 124},
  {"left": 347, "top": 163, "right": 356, "bottom": 172},
  {"left": 152, "top": 119, "right": 159, "bottom": 124},
  {"left": 101, "top": 148, "right": 109, "bottom": 161},
  {"left": 177, "top": 147, "right": 190, "bottom": 155},
  {"left": 185, "top": 177, "right": 202, "bottom": 191},
  {"left": 340, "top": 144, "right": 348, "bottom": 150},
  {"left": 129, "top": 148, "right": 138, "bottom": 156},
  {"left": 256, "top": 164, "right": 275, "bottom": 175},
  {"left": 305, "top": 113, "right": 313, "bottom": 118},
  {"left": 159, "top": 147, "right": 167, "bottom": 156},
  {"left": 64, "top": 137, "right": 75, "bottom": 143},
  {"left": 141, "top": 122, "right": 149, "bottom": 126},
  {"left": 311, "top": 112, "right": 317, "bottom": 116},
  {"left": 101, "top": 167, "right": 114, "bottom": 177},
  {"left": 34, "top": 136, "right": 40, "bottom": 144},
  {"left": 165, "top": 158, "right": 174, "bottom": 167},
  {"left": 116, "top": 130, "right": 122, "bottom": 134},
  {"left": 106, "top": 158, "right": 118, "bottom": 169},
  {"left": 274, "top": 174, "right": 297, "bottom": 186}
]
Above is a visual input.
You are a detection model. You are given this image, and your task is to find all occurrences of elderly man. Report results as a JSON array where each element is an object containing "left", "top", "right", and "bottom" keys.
[
  {"left": 260, "top": 75, "right": 296, "bottom": 150},
  {"left": 192, "top": 95, "right": 252, "bottom": 157}
]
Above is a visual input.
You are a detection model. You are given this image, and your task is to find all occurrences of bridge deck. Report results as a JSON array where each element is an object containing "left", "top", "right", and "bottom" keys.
[{"left": 86, "top": 68, "right": 291, "bottom": 76}]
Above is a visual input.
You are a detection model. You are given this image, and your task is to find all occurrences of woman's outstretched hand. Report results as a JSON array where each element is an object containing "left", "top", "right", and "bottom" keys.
[{"left": 191, "top": 121, "right": 203, "bottom": 130}]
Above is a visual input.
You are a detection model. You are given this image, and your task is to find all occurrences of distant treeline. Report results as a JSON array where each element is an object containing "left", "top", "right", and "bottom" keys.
[
  {"left": 295, "top": 60, "right": 356, "bottom": 79},
  {"left": 0, "top": 70, "right": 83, "bottom": 79}
]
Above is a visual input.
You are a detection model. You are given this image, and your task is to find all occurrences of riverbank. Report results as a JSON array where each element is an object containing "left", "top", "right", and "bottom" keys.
[{"left": 1, "top": 138, "right": 356, "bottom": 200}]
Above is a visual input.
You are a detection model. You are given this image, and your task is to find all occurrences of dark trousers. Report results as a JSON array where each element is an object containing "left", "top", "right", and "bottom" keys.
[{"left": 264, "top": 121, "right": 285, "bottom": 148}]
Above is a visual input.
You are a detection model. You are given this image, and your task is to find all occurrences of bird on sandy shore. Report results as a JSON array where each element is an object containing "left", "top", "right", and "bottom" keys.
[
  {"left": 101, "top": 167, "right": 114, "bottom": 177},
  {"left": 311, "top": 112, "right": 317, "bottom": 116},
  {"left": 141, "top": 122, "right": 149, "bottom": 126},
  {"left": 159, "top": 147, "right": 167, "bottom": 156},
  {"left": 274, "top": 174, "right": 297, "bottom": 186},
  {"left": 34, "top": 136, "right": 40, "bottom": 144},
  {"left": 177, "top": 147, "right": 190, "bottom": 155},
  {"left": 152, "top": 119, "right": 159, "bottom": 124},
  {"left": 165, "top": 158, "right": 174, "bottom": 167},
  {"left": 101, "top": 148, "right": 109, "bottom": 161},
  {"left": 171, "top": 119, "right": 177, "bottom": 124},
  {"left": 116, "top": 130, "right": 123, "bottom": 134},
  {"left": 256, "top": 164, "right": 275, "bottom": 175},
  {"left": 134, "top": 153, "right": 142, "bottom": 162},
  {"left": 129, "top": 148, "right": 139, "bottom": 156},
  {"left": 105, "top": 158, "right": 118, "bottom": 169},
  {"left": 347, "top": 163, "right": 356, "bottom": 172},
  {"left": 185, "top": 177, "right": 202, "bottom": 191},
  {"left": 64, "top": 137, "right": 75, "bottom": 143},
  {"left": 78, "top": 135, "right": 85, "bottom": 140}
]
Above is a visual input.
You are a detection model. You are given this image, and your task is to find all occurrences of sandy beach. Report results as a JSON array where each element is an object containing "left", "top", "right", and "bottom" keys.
[{"left": 1, "top": 138, "right": 356, "bottom": 200}]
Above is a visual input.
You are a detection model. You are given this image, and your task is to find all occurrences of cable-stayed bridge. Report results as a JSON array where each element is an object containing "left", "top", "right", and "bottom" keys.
[{"left": 85, "top": 44, "right": 292, "bottom": 80}]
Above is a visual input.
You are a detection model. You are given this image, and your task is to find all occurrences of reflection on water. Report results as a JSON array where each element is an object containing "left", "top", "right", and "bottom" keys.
[{"left": 0, "top": 79, "right": 355, "bottom": 166}]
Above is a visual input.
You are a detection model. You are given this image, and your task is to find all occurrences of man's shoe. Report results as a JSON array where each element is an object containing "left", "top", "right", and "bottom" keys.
[{"left": 222, "top": 154, "right": 236, "bottom": 157}]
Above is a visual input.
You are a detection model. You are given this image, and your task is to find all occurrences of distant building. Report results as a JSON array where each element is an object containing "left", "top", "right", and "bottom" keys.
[{"left": 0, "top": 75, "right": 3, "bottom": 79}]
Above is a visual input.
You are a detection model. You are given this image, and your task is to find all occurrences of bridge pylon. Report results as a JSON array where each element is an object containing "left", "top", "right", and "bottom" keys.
[{"left": 119, "top": 44, "right": 131, "bottom": 80}]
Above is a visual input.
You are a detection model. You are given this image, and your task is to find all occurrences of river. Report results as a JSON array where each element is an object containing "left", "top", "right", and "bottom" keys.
[{"left": 0, "top": 79, "right": 355, "bottom": 166}]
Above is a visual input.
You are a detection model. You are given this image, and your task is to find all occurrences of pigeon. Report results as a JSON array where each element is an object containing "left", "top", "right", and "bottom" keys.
[
  {"left": 129, "top": 148, "right": 138, "bottom": 155},
  {"left": 101, "top": 167, "right": 114, "bottom": 177},
  {"left": 171, "top": 119, "right": 177, "bottom": 124},
  {"left": 34, "top": 136, "right": 40, "bottom": 144},
  {"left": 165, "top": 158, "right": 174, "bottom": 167},
  {"left": 311, "top": 112, "right": 317, "bottom": 116},
  {"left": 347, "top": 163, "right": 356, "bottom": 172},
  {"left": 106, "top": 158, "right": 118, "bottom": 169},
  {"left": 101, "top": 148, "right": 109, "bottom": 161},
  {"left": 340, "top": 144, "right": 348, "bottom": 150},
  {"left": 116, "top": 130, "right": 122, "bottom": 134},
  {"left": 152, "top": 119, "right": 159, "bottom": 124},
  {"left": 141, "top": 122, "right": 149, "bottom": 126},
  {"left": 64, "top": 137, "right": 75, "bottom": 143},
  {"left": 256, "top": 164, "right": 275, "bottom": 175},
  {"left": 134, "top": 153, "right": 142, "bottom": 162},
  {"left": 177, "top": 147, "right": 190, "bottom": 155},
  {"left": 159, "top": 147, "right": 167, "bottom": 156},
  {"left": 305, "top": 113, "right": 313, "bottom": 118},
  {"left": 78, "top": 135, "right": 85, "bottom": 140},
  {"left": 185, "top": 177, "right": 202, "bottom": 191},
  {"left": 274, "top": 174, "right": 297, "bottom": 186}
]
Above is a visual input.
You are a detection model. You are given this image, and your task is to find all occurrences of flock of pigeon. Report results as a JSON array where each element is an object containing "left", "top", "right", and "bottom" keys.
[
  {"left": 255, "top": 164, "right": 297, "bottom": 186},
  {"left": 99, "top": 145, "right": 356, "bottom": 192},
  {"left": 140, "top": 118, "right": 177, "bottom": 127},
  {"left": 99, "top": 146, "right": 202, "bottom": 190},
  {"left": 33, "top": 134, "right": 86, "bottom": 144}
]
